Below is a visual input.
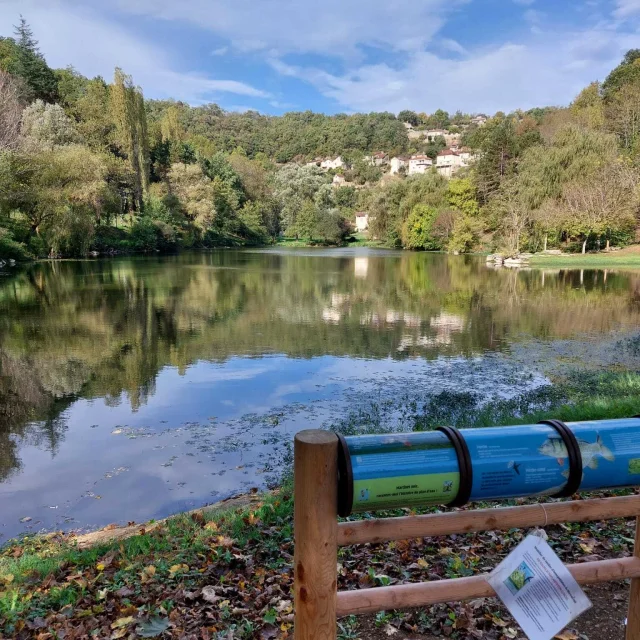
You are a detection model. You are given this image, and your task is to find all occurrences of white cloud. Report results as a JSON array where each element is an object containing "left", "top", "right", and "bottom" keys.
[
  {"left": 211, "top": 46, "right": 229, "bottom": 56},
  {"left": 268, "top": 26, "right": 638, "bottom": 114},
  {"left": 614, "top": 0, "right": 640, "bottom": 17},
  {"left": 112, "top": 0, "right": 468, "bottom": 58},
  {"left": 440, "top": 38, "right": 468, "bottom": 55},
  {"left": 0, "top": 1, "right": 268, "bottom": 103}
]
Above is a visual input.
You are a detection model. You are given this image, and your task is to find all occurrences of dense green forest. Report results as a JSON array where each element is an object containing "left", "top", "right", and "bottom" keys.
[{"left": 1, "top": 19, "right": 640, "bottom": 260}]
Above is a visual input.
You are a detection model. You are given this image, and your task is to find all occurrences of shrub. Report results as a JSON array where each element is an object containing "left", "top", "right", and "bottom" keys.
[
  {"left": 129, "top": 218, "right": 158, "bottom": 252},
  {"left": 0, "top": 228, "right": 31, "bottom": 261},
  {"left": 90, "top": 225, "right": 128, "bottom": 253},
  {"left": 448, "top": 215, "right": 481, "bottom": 253}
]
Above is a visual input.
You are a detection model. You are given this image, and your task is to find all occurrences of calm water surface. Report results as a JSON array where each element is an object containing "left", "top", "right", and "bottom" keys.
[{"left": 1, "top": 248, "right": 639, "bottom": 541}]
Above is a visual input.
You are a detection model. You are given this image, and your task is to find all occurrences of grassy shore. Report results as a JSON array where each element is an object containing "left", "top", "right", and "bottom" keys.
[
  {"left": 530, "top": 252, "right": 640, "bottom": 269},
  {"left": 2, "top": 369, "right": 640, "bottom": 638}
]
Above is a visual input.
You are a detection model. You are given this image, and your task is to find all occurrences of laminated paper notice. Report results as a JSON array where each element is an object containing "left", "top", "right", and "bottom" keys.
[{"left": 487, "top": 535, "right": 591, "bottom": 640}]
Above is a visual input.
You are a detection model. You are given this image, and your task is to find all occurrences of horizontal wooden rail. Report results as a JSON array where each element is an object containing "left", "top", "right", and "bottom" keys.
[
  {"left": 336, "top": 556, "right": 640, "bottom": 617},
  {"left": 338, "top": 495, "right": 640, "bottom": 546}
]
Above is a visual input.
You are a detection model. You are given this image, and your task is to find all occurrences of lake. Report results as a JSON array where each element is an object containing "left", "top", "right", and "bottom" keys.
[{"left": 1, "top": 248, "right": 640, "bottom": 542}]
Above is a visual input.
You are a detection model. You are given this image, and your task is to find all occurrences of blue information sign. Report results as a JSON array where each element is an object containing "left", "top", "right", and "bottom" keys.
[{"left": 337, "top": 417, "right": 640, "bottom": 516}]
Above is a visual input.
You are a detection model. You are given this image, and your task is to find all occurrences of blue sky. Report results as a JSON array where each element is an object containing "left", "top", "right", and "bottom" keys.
[{"left": 0, "top": 0, "right": 639, "bottom": 115}]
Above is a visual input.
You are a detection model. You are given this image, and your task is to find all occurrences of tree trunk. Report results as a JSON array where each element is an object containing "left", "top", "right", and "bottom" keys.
[
  {"left": 606, "top": 238, "right": 610, "bottom": 251},
  {"left": 543, "top": 235, "right": 548, "bottom": 252},
  {"left": 582, "top": 239, "right": 587, "bottom": 254}
]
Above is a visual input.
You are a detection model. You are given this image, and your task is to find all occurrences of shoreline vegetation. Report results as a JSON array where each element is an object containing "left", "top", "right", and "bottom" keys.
[
  {"left": 3, "top": 22, "right": 640, "bottom": 265},
  {"left": 3, "top": 366, "right": 640, "bottom": 638}
]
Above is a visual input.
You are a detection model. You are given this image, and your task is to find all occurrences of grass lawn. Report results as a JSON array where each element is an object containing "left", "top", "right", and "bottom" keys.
[
  {"left": 3, "top": 370, "right": 640, "bottom": 638},
  {"left": 530, "top": 248, "right": 640, "bottom": 269}
]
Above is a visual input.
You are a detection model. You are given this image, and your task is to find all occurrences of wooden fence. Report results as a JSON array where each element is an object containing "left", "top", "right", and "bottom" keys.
[{"left": 293, "top": 429, "right": 640, "bottom": 640}]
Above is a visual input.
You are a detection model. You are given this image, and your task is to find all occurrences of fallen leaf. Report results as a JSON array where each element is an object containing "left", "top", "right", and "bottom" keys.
[
  {"left": 417, "top": 558, "right": 429, "bottom": 569},
  {"left": 136, "top": 616, "right": 170, "bottom": 638},
  {"left": 555, "top": 631, "right": 579, "bottom": 640},
  {"left": 111, "top": 616, "right": 135, "bottom": 629},
  {"left": 191, "top": 512, "right": 205, "bottom": 526},
  {"left": 384, "top": 624, "right": 398, "bottom": 636},
  {"left": 201, "top": 586, "right": 220, "bottom": 603},
  {"left": 259, "top": 626, "right": 278, "bottom": 640},
  {"left": 169, "top": 563, "right": 188, "bottom": 576},
  {"left": 140, "top": 565, "right": 156, "bottom": 583}
]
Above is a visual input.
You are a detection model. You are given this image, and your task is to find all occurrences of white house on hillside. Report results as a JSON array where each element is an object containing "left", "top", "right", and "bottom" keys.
[
  {"left": 321, "top": 156, "right": 346, "bottom": 170},
  {"left": 389, "top": 156, "right": 409, "bottom": 174},
  {"left": 424, "top": 129, "right": 448, "bottom": 139},
  {"left": 408, "top": 155, "right": 433, "bottom": 175},
  {"left": 436, "top": 149, "right": 462, "bottom": 178},
  {"left": 355, "top": 212, "right": 369, "bottom": 232},
  {"left": 332, "top": 174, "right": 346, "bottom": 186}
]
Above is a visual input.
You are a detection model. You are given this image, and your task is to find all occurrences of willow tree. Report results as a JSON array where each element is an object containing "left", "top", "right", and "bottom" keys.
[
  {"left": 559, "top": 162, "right": 638, "bottom": 253},
  {"left": 110, "top": 68, "right": 149, "bottom": 211}
]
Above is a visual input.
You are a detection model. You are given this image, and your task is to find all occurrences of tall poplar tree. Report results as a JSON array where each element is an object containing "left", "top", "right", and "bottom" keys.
[{"left": 110, "top": 68, "right": 149, "bottom": 211}]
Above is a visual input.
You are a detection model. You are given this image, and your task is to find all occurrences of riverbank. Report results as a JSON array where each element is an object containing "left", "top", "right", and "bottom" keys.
[
  {"left": 3, "top": 369, "right": 640, "bottom": 638},
  {"left": 529, "top": 246, "right": 640, "bottom": 269}
]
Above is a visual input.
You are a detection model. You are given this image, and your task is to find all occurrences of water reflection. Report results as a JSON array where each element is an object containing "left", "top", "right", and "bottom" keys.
[{"left": 1, "top": 249, "right": 639, "bottom": 537}]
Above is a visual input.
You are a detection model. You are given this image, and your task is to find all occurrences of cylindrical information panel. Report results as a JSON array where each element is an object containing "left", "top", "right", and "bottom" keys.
[{"left": 337, "top": 417, "right": 640, "bottom": 516}]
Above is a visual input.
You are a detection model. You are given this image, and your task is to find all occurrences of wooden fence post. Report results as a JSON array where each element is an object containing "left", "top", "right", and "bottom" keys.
[
  {"left": 294, "top": 430, "right": 338, "bottom": 640},
  {"left": 627, "top": 516, "right": 640, "bottom": 639}
]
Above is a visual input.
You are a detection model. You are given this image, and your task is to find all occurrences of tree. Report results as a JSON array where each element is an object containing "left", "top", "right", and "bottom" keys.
[
  {"left": 74, "top": 77, "right": 113, "bottom": 150},
  {"left": 9, "top": 17, "right": 58, "bottom": 102},
  {"left": 54, "top": 66, "right": 88, "bottom": 109},
  {"left": 447, "top": 178, "right": 479, "bottom": 216},
  {"left": 470, "top": 115, "right": 542, "bottom": 204},
  {"left": 398, "top": 110, "right": 419, "bottom": 127},
  {"left": 491, "top": 179, "right": 531, "bottom": 255},
  {"left": 0, "top": 69, "right": 24, "bottom": 151},
  {"left": 7, "top": 144, "right": 116, "bottom": 255},
  {"left": 448, "top": 215, "right": 480, "bottom": 254},
  {"left": 314, "top": 208, "right": 346, "bottom": 244},
  {"left": 559, "top": 162, "right": 638, "bottom": 253},
  {"left": 237, "top": 200, "right": 268, "bottom": 243},
  {"left": 602, "top": 50, "right": 640, "bottom": 99},
  {"left": 402, "top": 204, "right": 440, "bottom": 250},
  {"left": 427, "top": 109, "right": 450, "bottom": 129},
  {"left": 110, "top": 68, "right": 149, "bottom": 211},
  {"left": 294, "top": 199, "right": 318, "bottom": 240},
  {"left": 570, "top": 82, "right": 604, "bottom": 131},
  {"left": 605, "top": 82, "right": 640, "bottom": 155},
  {"left": 273, "top": 164, "right": 327, "bottom": 235},
  {"left": 21, "top": 100, "right": 80, "bottom": 147},
  {"left": 166, "top": 162, "right": 216, "bottom": 231}
]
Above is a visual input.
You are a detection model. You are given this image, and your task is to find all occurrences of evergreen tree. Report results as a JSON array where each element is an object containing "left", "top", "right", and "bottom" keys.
[{"left": 11, "top": 17, "right": 58, "bottom": 102}]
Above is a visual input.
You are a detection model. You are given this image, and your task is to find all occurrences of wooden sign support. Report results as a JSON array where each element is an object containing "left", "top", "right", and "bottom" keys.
[{"left": 293, "top": 429, "right": 640, "bottom": 640}]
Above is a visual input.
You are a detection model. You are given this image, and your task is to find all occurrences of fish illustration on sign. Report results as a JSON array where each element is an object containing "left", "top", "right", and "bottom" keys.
[{"left": 538, "top": 434, "right": 614, "bottom": 470}]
